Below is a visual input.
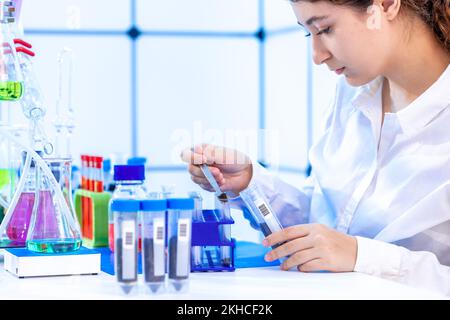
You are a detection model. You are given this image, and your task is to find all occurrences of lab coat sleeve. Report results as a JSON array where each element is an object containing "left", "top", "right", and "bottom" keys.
[
  {"left": 354, "top": 236, "right": 450, "bottom": 296},
  {"left": 229, "top": 160, "right": 314, "bottom": 227}
]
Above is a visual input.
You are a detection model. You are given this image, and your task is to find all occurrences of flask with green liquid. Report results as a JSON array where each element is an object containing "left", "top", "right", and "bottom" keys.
[{"left": 0, "top": 0, "right": 23, "bottom": 101}]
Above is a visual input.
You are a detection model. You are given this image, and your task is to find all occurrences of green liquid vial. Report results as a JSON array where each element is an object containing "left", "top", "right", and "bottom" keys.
[{"left": 0, "top": 81, "right": 23, "bottom": 101}]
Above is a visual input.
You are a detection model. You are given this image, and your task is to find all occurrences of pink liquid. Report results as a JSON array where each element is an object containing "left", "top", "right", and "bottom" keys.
[
  {"left": 31, "top": 190, "right": 59, "bottom": 239},
  {"left": 6, "top": 192, "right": 35, "bottom": 244}
]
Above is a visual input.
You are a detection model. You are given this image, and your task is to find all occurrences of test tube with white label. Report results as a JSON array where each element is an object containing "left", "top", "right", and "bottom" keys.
[
  {"left": 140, "top": 198, "right": 167, "bottom": 294},
  {"left": 240, "top": 182, "right": 284, "bottom": 248},
  {"left": 167, "top": 197, "right": 194, "bottom": 293},
  {"left": 111, "top": 199, "right": 140, "bottom": 294}
]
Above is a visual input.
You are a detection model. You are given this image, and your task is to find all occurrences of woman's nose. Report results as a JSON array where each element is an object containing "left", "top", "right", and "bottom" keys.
[{"left": 311, "top": 38, "right": 331, "bottom": 65}]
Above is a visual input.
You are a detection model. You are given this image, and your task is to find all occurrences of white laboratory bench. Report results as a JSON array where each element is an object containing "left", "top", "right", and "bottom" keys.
[{"left": 0, "top": 261, "right": 446, "bottom": 300}]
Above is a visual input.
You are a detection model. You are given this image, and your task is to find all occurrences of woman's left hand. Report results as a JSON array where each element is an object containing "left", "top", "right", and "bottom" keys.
[{"left": 263, "top": 223, "right": 358, "bottom": 272}]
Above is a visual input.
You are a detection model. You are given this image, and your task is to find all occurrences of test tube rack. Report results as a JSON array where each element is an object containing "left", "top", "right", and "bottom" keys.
[
  {"left": 191, "top": 209, "right": 236, "bottom": 272},
  {"left": 74, "top": 189, "right": 111, "bottom": 248}
]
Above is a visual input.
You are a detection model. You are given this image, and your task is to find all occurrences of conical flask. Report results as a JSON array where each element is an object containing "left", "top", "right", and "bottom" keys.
[
  {"left": 0, "top": 1, "right": 23, "bottom": 101},
  {"left": 26, "top": 157, "right": 82, "bottom": 253},
  {"left": 0, "top": 150, "right": 38, "bottom": 247}
]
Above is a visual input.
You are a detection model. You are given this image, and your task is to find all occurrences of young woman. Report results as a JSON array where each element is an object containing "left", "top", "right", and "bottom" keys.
[{"left": 182, "top": 0, "right": 450, "bottom": 296}]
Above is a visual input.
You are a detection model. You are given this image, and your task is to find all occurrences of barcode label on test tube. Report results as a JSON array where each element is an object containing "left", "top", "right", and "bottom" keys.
[
  {"left": 156, "top": 227, "right": 164, "bottom": 240},
  {"left": 179, "top": 223, "right": 187, "bottom": 238},
  {"left": 122, "top": 220, "right": 135, "bottom": 250},
  {"left": 258, "top": 204, "right": 271, "bottom": 217},
  {"left": 154, "top": 218, "right": 165, "bottom": 245}
]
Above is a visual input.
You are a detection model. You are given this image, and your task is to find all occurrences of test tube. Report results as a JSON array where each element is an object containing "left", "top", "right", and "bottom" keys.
[
  {"left": 240, "top": 182, "right": 284, "bottom": 249},
  {"left": 215, "top": 194, "right": 232, "bottom": 267},
  {"left": 93, "top": 156, "right": 103, "bottom": 192},
  {"left": 188, "top": 191, "right": 203, "bottom": 269},
  {"left": 140, "top": 198, "right": 167, "bottom": 294},
  {"left": 111, "top": 199, "right": 140, "bottom": 294},
  {"left": 167, "top": 197, "right": 194, "bottom": 293}
]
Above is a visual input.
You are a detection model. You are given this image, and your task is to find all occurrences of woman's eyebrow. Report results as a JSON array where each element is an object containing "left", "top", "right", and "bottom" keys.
[{"left": 297, "top": 15, "right": 329, "bottom": 27}]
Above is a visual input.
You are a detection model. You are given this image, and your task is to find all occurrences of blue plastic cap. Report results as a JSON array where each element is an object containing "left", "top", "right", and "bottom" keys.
[
  {"left": 127, "top": 157, "right": 147, "bottom": 166},
  {"left": 103, "top": 159, "right": 111, "bottom": 172},
  {"left": 113, "top": 165, "right": 145, "bottom": 181},
  {"left": 140, "top": 199, "right": 167, "bottom": 212},
  {"left": 110, "top": 199, "right": 140, "bottom": 212},
  {"left": 167, "top": 198, "right": 194, "bottom": 210}
]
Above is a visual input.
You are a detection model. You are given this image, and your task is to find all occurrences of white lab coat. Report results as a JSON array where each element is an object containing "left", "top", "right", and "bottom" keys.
[{"left": 235, "top": 64, "right": 450, "bottom": 297}]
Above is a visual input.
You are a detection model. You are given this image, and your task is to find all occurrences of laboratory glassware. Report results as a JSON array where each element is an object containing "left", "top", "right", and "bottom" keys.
[
  {"left": 140, "top": 198, "right": 167, "bottom": 294},
  {"left": 0, "top": 151, "right": 37, "bottom": 247},
  {"left": 26, "top": 157, "right": 82, "bottom": 253},
  {"left": 167, "top": 197, "right": 193, "bottom": 293},
  {"left": 54, "top": 47, "right": 75, "bottom": 158},
  {"left": 240, "top": 182, "right": 284, "bottom": 249},
  {"left": 188, "top": 191, "right": 202, "bottom": 269},
  {"left": 108, "top": 164, "right": 146, "bottom": 251},
  {"left": 0, "top": 0, "right": 23, "bottom": 101},
  {"left": 112, "top": 199, "right": 139, "bottom": 294}
]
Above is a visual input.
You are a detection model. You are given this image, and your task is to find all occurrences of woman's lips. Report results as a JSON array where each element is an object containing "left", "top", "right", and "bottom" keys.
[{"left": 335, "top": 67, "right": 345, "bottom": 75}]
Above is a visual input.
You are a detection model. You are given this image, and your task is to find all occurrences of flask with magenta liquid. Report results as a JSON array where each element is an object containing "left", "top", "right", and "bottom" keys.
[
  {"left": 108, "top": 164, "right": 146, "bottom": 252},
  {"left": 0, "top": 151, "right": 40, "bottom": 247}
]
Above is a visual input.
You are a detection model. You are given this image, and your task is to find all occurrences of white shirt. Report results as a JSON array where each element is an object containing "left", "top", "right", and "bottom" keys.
[{"left": 236, "top": 64, "right": 450, "bottom": 297}]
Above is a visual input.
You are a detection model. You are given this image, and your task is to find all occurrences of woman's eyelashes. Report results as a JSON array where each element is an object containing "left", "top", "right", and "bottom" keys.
[
  {"left": 304, "top": 26, "right": 332, "bottom": 38},
  {"left": 317, "top": 26, "right": 332, "bottom": 35}
]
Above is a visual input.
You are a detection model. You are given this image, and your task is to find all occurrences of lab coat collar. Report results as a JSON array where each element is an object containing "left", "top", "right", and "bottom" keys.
[
  {"left": 350, "top": 76, "right": 384, "bottom": 122},
  {"left": 395, "top": 64, "right": 450, "bottom": 133},
  {"left": 350, "top": 64, "right": 450, "bottom": 134}
]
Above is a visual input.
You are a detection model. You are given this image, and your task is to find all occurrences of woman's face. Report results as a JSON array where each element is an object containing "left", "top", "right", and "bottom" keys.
[{"left": 292, "top": 1, "right": 396, "bottom": 86}]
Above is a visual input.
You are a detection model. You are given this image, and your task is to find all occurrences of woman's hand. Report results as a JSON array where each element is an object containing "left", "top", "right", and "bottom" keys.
[
  {"left": 180, "top": 144, "right": 253, "bottom": 195},
  {"left": 263, "top": 223, "right": 357, "bottom": 272}
]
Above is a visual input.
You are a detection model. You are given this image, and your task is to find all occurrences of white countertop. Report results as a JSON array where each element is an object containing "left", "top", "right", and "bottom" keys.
[{"left": 0, "top": 263, "right": 446, "bottom": 300}]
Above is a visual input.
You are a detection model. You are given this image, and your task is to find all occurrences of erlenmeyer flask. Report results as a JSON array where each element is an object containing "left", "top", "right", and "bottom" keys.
[
  {"left": 0, "top": 150, "right": 38, "bottom": 247},
  {"left": 0, "top": 1, "right": 23, "bottom": 101},
  {"left": 26, "top": 157, "right": 82, "bottom": 253}
]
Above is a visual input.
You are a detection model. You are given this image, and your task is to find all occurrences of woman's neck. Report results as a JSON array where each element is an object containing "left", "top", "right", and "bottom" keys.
[{"left": 382, "top": 18, "right": 450, "bottom": 114}]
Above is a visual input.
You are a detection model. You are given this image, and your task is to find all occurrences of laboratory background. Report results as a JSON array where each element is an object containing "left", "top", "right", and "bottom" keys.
[{"left": 3, "top": 0, "right": 438, "bottom": 300}]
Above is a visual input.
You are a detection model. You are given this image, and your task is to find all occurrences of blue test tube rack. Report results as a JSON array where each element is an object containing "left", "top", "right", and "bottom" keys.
[{"left": 191, "top": 209, "right": 235, "bottom": 272}]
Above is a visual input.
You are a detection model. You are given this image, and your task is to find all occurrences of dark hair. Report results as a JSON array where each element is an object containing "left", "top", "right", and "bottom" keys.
[{"left": 290, "top": 0, "right": 450, "bottom": 53}]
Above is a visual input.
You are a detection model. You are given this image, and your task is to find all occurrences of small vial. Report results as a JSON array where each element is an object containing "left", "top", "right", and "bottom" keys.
[
  {"left": 140, "top": 198, "right": 167, "bottom": 294},
  {"left": 111, "top": 199, "right": 139, "bottom": 294},
  {"left": 240, "top": 182, "right": 284, "bottom": 250},
  {"left": 167, "top": 197, "right": 194, "bottom": 293}
]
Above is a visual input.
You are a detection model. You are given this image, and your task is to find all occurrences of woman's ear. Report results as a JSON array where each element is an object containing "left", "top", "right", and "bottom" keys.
[{"left": 379, "top": 0, "right": 402, "bottom": 21}]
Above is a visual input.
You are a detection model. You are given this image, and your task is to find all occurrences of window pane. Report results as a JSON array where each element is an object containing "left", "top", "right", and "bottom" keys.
[
  {"left": 137, "top": 37, "right": 260, "bottom": 165},
  {"left": 21, "top": 0, "right": 130, "bottom": 30},
  {"left": 137, "top": 0, "right": 259, "bottom": 32},
  {"left": 265, "top": 33, "right": 309, "bottom": 169},
  {"left": 19, "top": 35, "right": 132, "bottom": 159}
]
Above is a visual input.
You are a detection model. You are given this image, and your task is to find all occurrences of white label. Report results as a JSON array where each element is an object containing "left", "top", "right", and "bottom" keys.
[
  {"left": 176, "top": 218, "right": 191, "bottom": 277},
  {"left": 121, "top": 219, "right": 136, "bottom": 280},
  {"left": 153, "top": 218, "right": 165, "bottom": 277}
]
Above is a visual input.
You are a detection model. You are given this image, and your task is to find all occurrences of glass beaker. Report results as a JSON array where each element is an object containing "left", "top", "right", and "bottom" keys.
[
  {"left": 26, "top": 157, "right": 82, "bottom": 253},
  {"left": 0, "top": 0, "right": 24, "bottom": 101}
]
